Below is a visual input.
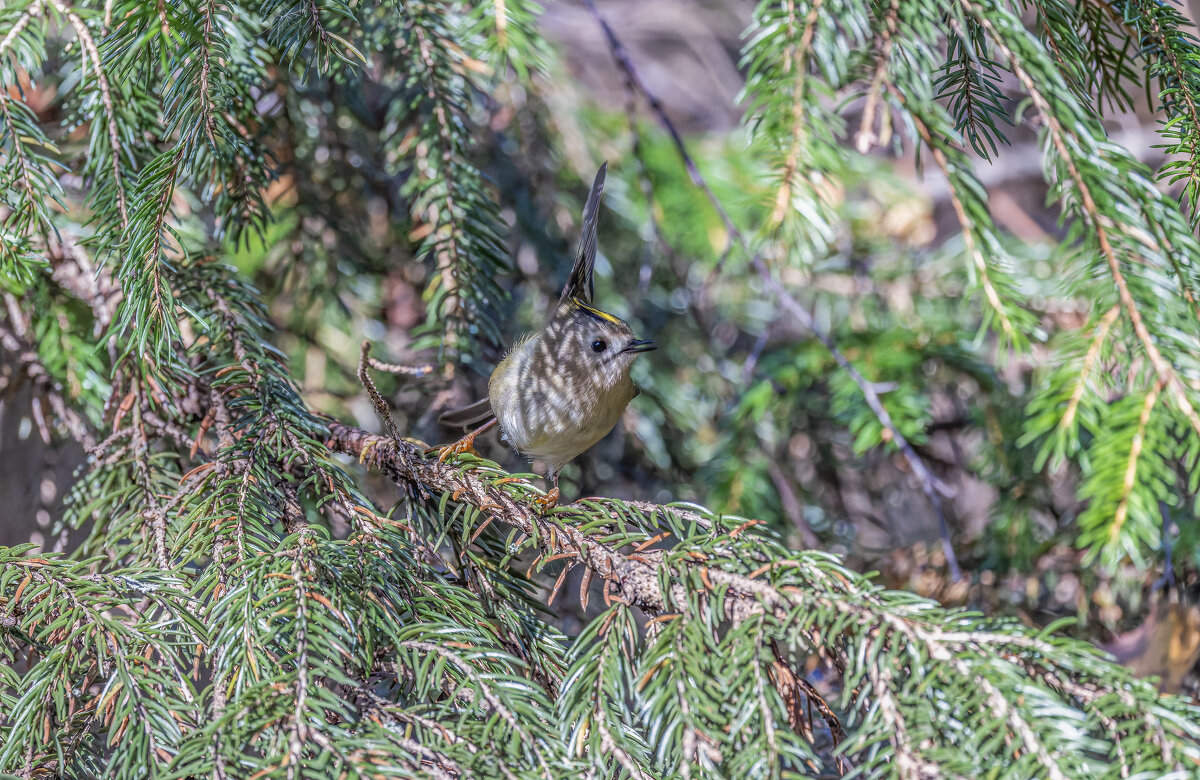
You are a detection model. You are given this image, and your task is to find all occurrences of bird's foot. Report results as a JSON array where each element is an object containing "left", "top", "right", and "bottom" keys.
[
  {"left": 428, "top": 432, "right": 480, "bottom": 463},
  {"left": 532, "top": 487, "right": 560, "bottom": 513},
  {"left": 428, "top": 418, "right": 497, "bottom": 462}
]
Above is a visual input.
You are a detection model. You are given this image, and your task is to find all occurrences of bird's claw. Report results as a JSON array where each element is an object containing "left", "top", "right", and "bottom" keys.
[
  {"left": 532, "top": 488, "right": 560, "bottom": 513},
  {"left": 429, "top": 433, "right": 479, "bottom": 463}
]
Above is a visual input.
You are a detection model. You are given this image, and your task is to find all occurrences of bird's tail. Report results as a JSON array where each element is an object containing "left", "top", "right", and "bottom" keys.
[
  {"left": 437, "top": 398, "right": 495, "bottom": 429},
  {"left": 558, "top": 162, "right": 607, "bottom": 305}
]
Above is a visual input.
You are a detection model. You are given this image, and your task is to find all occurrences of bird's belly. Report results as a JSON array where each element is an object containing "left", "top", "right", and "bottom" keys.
[{"left": 490, "top": 378, "right": 631, "bottom": 473}]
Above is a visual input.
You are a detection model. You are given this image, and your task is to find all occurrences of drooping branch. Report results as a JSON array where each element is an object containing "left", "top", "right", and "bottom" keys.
[{"left": 964, "top": 0, "right": 1200, "bottom": 441}]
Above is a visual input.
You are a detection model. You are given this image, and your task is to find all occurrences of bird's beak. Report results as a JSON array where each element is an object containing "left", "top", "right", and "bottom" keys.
[{"left": 621, "top": 339, "right": 656, "bottom": 354}]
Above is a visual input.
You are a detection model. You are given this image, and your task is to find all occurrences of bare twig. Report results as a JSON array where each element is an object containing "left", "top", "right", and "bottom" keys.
[
  {"left": 357, "top": 340, "right": 404, "bottom": 446},
  {"left": 366, "top": 355, "right": 434, "bottom": 377}
]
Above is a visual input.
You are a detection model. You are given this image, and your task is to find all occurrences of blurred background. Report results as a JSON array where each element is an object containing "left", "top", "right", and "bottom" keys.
[{"left": 4, "top": 0, "right": 1199, "bottom": 695}]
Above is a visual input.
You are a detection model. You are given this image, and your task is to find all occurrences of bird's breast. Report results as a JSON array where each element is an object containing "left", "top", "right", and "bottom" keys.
[{"left": 488, "top": 338, "right": 636, "bottom": 472}]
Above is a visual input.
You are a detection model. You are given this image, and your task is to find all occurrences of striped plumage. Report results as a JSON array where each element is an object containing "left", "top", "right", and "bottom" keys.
[{"left": 488, "top": 299, "right": 648, "bottom": 480}]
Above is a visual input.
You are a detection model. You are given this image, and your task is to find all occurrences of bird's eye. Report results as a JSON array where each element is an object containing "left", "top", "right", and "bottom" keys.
[{"left": 591, "top": 340, "right": 607, "bottom": 353}]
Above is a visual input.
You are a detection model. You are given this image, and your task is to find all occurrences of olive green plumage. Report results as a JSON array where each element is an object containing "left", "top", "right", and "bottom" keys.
[{"left": 441, "top": 163, "right": 654, "bottom": 503}]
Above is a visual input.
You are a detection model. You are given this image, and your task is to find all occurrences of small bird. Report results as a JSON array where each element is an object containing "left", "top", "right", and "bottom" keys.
[{"left": 438, "top": 162, "right": 654, "bottom": 507}]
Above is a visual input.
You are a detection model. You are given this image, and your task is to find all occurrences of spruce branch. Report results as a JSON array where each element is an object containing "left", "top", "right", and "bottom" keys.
[
  {"left": 934, "top": 17, "right": 1013, "bottom": 159},
  {"left": 9, "top": 1, "right": 1200, "bottom": 775},
  {"left": 855, "top": 0, "right": 898, "bottom": 155},
  {"left": 393, "top": 0, "right": 509, "bottom": 355},
  {"left": 400, "top": 640, "right": 554, "bottom": 778},
  {"left": 1113, "top": 0, "right": 1200, "bottom": 227},
  {"left": 326, "top": 422, "right": 1200, "bottom": 777},
  {"left": 963, "top": 0, "right": 1200, "bottom": 442},
  {"left": 462, "top": 0, "right": 548, "bottom": 79},
  {"left": 0, "top": 4, "right": 39, "bottom": 59},
  {"left": 44, "top": 0, "right": 130, "bottom": 229},
  {"left": 765, "top": 0, "right": 823, "bottom": 227},
  {"left": 1058, "top": 305, "right": 1120, "bottom": 438},
  {"left": 0, "top": 84, "right": 63, "bottom": 283},
  {"left": 1108, "top": 382, "right": 1162, "bottom": 551}
]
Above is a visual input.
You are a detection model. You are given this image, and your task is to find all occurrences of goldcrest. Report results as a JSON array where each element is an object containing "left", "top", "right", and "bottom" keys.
[{"left": 439, "top": 163, "right": 654, "bottom": 506}]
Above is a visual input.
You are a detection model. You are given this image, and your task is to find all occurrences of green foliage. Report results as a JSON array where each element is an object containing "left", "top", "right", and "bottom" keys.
[
  {"left": 934, "top": 17, "right": 1012, "bottom": 159},
  {"left": 3, "top": 0, "right": 1200, "bottom": 777},
  {"left": 0, "top": 5, "right": 58, "bottom": 285},
  {"left": 741, "top": 0, "right": 865, "bottom": 263},
  {"left": 389, "top": 1, "right": 512, "bottom": 358},
  {"left": 1108, "top": 0, "right": 1200, "bottom": 227}
]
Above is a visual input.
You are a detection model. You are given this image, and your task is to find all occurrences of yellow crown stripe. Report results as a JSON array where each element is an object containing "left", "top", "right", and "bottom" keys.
[{"left": 572, "top": 299, "right": 621, "bottom": 325}]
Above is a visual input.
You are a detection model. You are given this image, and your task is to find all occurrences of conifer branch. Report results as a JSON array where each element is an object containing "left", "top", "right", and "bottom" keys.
[
  {"left": 8, "top": 2, "right": 1200, "bottom": 774},
  {"left": 46, "top": 0, "right": 129, "bottom": 228},
  {"left": 1120, "top": 0, "right": 1200, "bottom": 226},
  {"left": 855, "top": 0, "right": 898, "bottom": 155},
  {"left": 965, "top": 1, "right": 1200, "bottom": 441},
  {"left": 391, "top": 1, "right": 508, "bottom": 354},
  {"left": 326, "top": 421, "right": 1200, "bottom": 775},
  {"left": 769, "top": 0, "right": 823, "bottom": 227},
  {"left": 0, "top": 5, "right": 38, "bottom": 58},
  {"left": 410, "top": 18, "right": 468, "bottom": 337},
  {"left": 1109, "top": 382, "right": 1162, "bottom": 547},
  {"left": 1059, "top": 305, "right": 1120, "bottom": 434}
]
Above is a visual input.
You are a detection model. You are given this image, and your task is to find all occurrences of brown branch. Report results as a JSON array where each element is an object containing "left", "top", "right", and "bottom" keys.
[
  {"left": 305, "top": 0, "right": 337, "bottom": 67},
  {"left": 335, "top": 420, "right": 1134, "bottom": 681},
  {"left": 765, "top": 460, "right": 820, "bottom": 549},
  {"left": 197, "top": 0, "right": 220, "bottom": 150},
  {"left": 328, "top": 421, "right": 682, "bottom": 617}
]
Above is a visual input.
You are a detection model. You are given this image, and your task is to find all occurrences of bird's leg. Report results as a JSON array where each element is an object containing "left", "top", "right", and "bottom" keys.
[
  {"left": 430, "top": 418, "right": 497, "bottom": 462},
  {"left": 532, "top": 471, "right": 560, "bottom": 512}
]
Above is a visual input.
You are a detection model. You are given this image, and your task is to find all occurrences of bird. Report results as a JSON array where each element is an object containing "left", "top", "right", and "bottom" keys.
[{"left": 437, "top": 162, "right": 654, "bottom": 508}]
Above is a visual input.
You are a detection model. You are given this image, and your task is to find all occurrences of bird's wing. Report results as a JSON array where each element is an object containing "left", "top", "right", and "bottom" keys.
[
  {"left": 558, "top": 162, "right": 607, "bottom": 305},
  {"left": 437, "top": 398, "right": 495, "bottom": 429}
]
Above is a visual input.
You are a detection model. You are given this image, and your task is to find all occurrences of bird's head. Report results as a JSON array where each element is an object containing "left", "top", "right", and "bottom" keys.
[{"left": 544, "top": 299, "right": 655, "bottom": 393}]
